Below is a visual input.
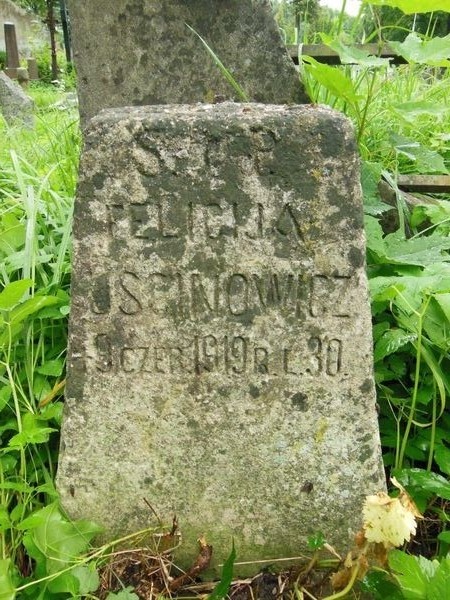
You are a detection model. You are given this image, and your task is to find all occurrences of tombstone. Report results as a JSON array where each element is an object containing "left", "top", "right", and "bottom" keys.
[
  {"left": 27, "top": 57, "right": 39, "bottom": 80},
  {"left": 66, "top": 0, "right": 309, "bottom": 126},
  {"left": 4, "top": 22, "right": 20, "bottom": 79},
  {"left": 57, "top": 103, "right": 385, "bottom": 574},
  {"left": 0, "top": 70, "right": 34, "bottom": 126},
  {"left": 16, "top": 66, "right": 28, "bottom": 87}
]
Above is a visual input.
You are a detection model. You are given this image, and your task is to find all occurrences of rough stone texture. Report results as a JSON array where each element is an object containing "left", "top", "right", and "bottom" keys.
[
  {"left": 66, "top": 0, "right": 309, "bottom": 126},
  {"left": 0, "top": 71, "right": 34, "bottom": 126},
  {"left": 57, "top": 103, "right": 385, "bottom": 575}
]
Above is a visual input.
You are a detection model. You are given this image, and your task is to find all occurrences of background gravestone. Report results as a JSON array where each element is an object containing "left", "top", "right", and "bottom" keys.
[
  {"left": 57, "top": 103, "right": 385, "bottom": 574},
  {"left": 0, "top": 70, "right": 33, "bottom": 126},
  {"left": 66, "top": 0, "right": 309, "bottom": 125}
]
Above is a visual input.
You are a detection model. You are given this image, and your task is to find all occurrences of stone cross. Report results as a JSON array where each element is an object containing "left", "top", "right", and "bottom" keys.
[
  {"left": 66, "top": 0, "right": 309, "bottom": 126},
  {"left": 57, "top": 103, "right": 385, "bottom": 574}
]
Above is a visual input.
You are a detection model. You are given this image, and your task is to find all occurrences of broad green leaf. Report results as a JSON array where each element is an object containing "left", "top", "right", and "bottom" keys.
[
  {"left": 208, "top": 541, "right": 236, "bottom": 600},
  {"left": 0, "top": 559, "right": 15, "bottom": 600},
  {"left": 0, "top": 385, "right": 11, "bottom": 412},
  {"left": 388, "top": 550, "right": 430, "bottom": 599},
  {"left": 366, "top": 0, "right": 450, "bottom": 15},
  {"left": 0, "top": 213, "right": 25, "bottom": 255},
  {"left": 360, "top": 570, "right": 403, "bottom": 599},
  {"left": 361, "top": 162, "right": 392, "bottom": 215},
  {"left": 8, "top": 413, "right": 56, "bottom": 448},
  {"left": 301, "top": 55, "right": 360, "bottom": 106},
  {"left": 435, "top": 445, "right": 450, "bottom": 476},
  {"left": 365, "top": 215, "right": 386, "bottom": 258},
  {"left": 48, "top": 571, "right": 79, "bottom": 594},
  {"left": 374, "top": 328, "right": 416, "bottom": 362},
  {"left": 32, "top": 374, "right": 52, "bottom": 403},
  {"left": 393, "top": 468, "right": 450, "bottom": 500},
  {"left": 36, "top": 358, "right": 64, "bottom": 377},
  {"left": 0, "top": 280, "right": 32, "bottom": 310},
  {"left": 390, "top": 33, "right": 450, "bottom": 66},
  {"left": 320, "top": 34, "right": 391, "bottom": 67},
  {"left": 73, "top": 564, "right": 100, "bottom": 594},
  {"left": 0, "top": 507, "right": 11, "bottom": 533},
  {"left": 22, "top": 503, "right": 102, "bottom": 577},
  {"left": 438, "top": 531, "right": 450, "bottom": 544},
  {"left": 411, "top": 201, "right": 450, "bottom": 230},
  {"left": 390, "top": 133, "right": 448, "bottom": 174},
  {"left": 428, "top": 557, "right": 450, "bottom": 600},
  {"left": 393, "top": 101, "right": 448, "bottom": 123},
  {"left": 383, "top": 232, "right": 450, "bottom": 266},
  {"left": 434, "top": 293, "right": 450, "bottom": 322}
]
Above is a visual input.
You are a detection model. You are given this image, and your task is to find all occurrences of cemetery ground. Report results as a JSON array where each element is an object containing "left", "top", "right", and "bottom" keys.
[{"left": 1, "top": 30, "right": 450, "bottom": 600}]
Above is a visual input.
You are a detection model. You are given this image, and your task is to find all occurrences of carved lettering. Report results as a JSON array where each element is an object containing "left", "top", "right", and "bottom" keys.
[
  {"left": 119, "top": 271, "right": 142, "bottom": 315},
  {"left": 95, "top": 334, "right": 113, "bottom": 372},
  {"left": 227, "top": 274, "right": 249, "bottom": 316},
  {"left": 111, "top": 335, "right": 344, "bottom": 378},
  {"left": 106, "top": 199, "right": 311, "bottom": 244}
]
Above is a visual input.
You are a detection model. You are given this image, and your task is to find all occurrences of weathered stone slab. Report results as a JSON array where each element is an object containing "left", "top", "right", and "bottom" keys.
[
  {"left": 0, "top": 71, "right": 33, "bottom": 126},
  {"left": 57, "top": 103, "right": 385, "bottom": 574},
  {"left": 66, "top": 0, "right": 308, "bottom": 125},
  {"left": 4, "top": 22, "right": 20, "bottom": 78}
]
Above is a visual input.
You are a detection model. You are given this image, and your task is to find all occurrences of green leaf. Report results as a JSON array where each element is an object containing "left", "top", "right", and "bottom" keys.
[
  {"left": 383, "top": 232, "right": 450, "bottom": 267},
  {"left": 301, "top": 55, "right": 360, "bottom": 107},
  {"left": 428, "top": 557, "right": 450, "bottom": 600},
  {"left": 0, "top": 559, "right": 15, "bottom": 600},
  {"left": 361, "top": 162, "right": 392, "bottom": 216},
  {"left": 374, "top": 328, "right": 417, "bottom": 362},
  {"left": 438, "top": 531, "right": 450, "bottom": 544},
  {"left": 365, "top": 215, "right": 386, "bottom": 259},
  {"left": 0, "top": 280, "right": 32, "bottom": 310},
  {"left": 35, "top": 358, "right": 64, "bottom": 377},
  {"left": 0, "top": 213, "right": 25, "bottom": 255},
  {"left": 107, "top": 588, "right": 139, "bottom": 600},
  {"left": 73, "top": 564, "right": 100, "bottom": 594},
  {"left": 434, "top": 293, "right": 450, "bottom": 323},
  {"left": 307, "top": 531, "right": 326, "bottom": 550},
  {"left": 208, "top": 541, "right": 236, "bottom": 600},
  {"left": 367, "top": 1, "right": 450, "bottom": 16},
  {"left": 22, "top": 503, "right": 102, "bottom": 578},
  {"left": 388, "top": 550, "right": 431, "bottom": 599},
  {"left": 0, "top": 385, "right": 12, "bottom": 413},
  {"left": 8, "top": 413, "right": 56, "bottom": 448},
  {"left": 390, "top": 133, "right": 448, "bottom": 174},
  {"left": 320, "top": 34, "right": 391, "bottom": 67},
  {"left": 393, "top": 468, "right": 450, "bottom": 501},
  {"left": 435, "top": 445, "right": 450, "bottom": 476},
  {"left": 393, "top": 101, "right": 448, "bottom": 123},
  {"left": 0, "top": 507, "right": 11, "bottom": 533},
  {"left": 360, "top": 570, "right": 403, "bottom": 599},
  {"left": 390, "top": 33, "right": 450, "bottom": 67}
]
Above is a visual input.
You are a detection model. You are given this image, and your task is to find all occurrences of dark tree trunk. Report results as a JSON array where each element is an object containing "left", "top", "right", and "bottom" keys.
[
  {"left": 60, "top": 0, "right": 72, "bottom": 64},
  {"left": 46, "top": 0, "right": 59, "bottom": 81}
]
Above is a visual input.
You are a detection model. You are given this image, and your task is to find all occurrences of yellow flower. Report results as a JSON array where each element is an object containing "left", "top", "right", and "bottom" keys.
[{"left": 362, "top": 481, "right": 420, "bottom": 548}]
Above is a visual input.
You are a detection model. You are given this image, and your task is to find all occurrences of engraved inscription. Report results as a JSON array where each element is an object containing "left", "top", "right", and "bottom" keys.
[
  {"left": 106, "top": 199, "right": 304, "bottom": 242},
  {"left": 93, "top": 333, "right": 345, "bottom": 377},
  {"left": 95, "top": 270, "right": 353, "bottom": 320}
]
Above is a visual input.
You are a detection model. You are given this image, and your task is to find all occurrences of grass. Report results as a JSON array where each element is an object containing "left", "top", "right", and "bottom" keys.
[{"left": 0, "top": 84, "right": 79, "bottom": 588}]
